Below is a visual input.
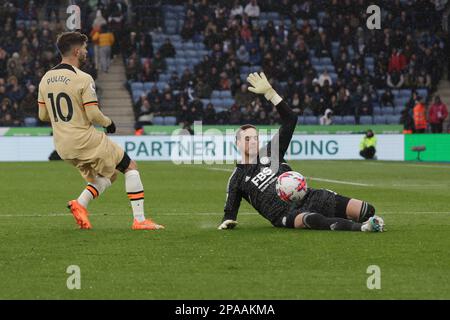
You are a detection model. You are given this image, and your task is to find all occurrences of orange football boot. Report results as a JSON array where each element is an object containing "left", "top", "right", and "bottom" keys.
[
  {"left": 67, "top": 200, "right": 92, "bottom": 229},
  {"left": 132, "top": 219, "right": 164, "bottom": 230}
]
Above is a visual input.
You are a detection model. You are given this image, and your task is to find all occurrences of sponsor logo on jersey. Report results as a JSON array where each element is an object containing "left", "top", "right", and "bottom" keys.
[{"left": 251, "top": 167, "right": 277, "bottom": 191}]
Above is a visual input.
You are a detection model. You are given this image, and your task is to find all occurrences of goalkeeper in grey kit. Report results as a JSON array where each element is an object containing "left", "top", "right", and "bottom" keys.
[{"left": 218, "top": 72, "right": 385, "bottom": 232}]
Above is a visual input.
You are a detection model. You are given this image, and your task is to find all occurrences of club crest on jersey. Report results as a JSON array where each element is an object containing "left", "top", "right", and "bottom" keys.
[
  {"left": 259, "top": 156, "right": 270, "bottom": 165},
  {"left": 251, "top": 167, "right": 276, "bottom": 191}
]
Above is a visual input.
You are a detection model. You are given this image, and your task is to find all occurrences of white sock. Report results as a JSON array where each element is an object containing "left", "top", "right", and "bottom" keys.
[
  {"left": 77, "top": 176, "right": 111, "bottom": 208},
  {"left": 125, "top": 170, "right": 146, "bottom": 222}
]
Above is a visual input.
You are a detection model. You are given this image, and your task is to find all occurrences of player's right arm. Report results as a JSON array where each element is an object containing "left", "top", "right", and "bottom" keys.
[
  {"left": 81, "top": 75, "right": 115, "bottom": 130},
  {"left": 219, "top": 168, "right": 243, "bottom": 230}
]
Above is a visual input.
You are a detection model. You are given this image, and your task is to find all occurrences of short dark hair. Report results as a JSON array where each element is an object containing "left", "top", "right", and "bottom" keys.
[
  {"left": 56, "top": 32, "right": 88, "bottom": 56},
  {"left": 236, "top": 124, "right": 257, "bottom": 141}
]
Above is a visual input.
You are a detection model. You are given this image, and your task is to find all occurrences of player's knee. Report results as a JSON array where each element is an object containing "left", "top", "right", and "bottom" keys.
[{"left": 127, "top": 160, "right": 138, "bottom": 171}]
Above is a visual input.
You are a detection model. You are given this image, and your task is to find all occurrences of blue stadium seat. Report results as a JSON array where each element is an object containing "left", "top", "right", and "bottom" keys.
[
  {"left": 343, "top": 115, "right": 356, "bottom": 125},
  {"left": 182, "top": 42, "right": 195, "bottom": 50},
  {"left": 386, "top": 115, "right": 401, "bottom": 124},
  {"left": 223, "top": 98, "right": 234, "bottom": 107},
  {"left": 373, "top": 107, "right": 382, "bottom": 116},
  {"left": 417, "top": 88, "right": 428, "bottom": 99},
  {"left": 166, "top": 57, "right": 176, "bottom": 65},
  {"left": 394, "top": 106, "right": 404, "bottom": 115},
  {"left": 201, "top": 99, "right": 210, "bottom": 106},
  {"left": 175, "top": 58, "right": 187, "bottom": 66},
  {"left": 132, "top": 90, "right": 144, "bottom": 103},
  {"left": 211, "top": 98, "right": 222, "bottom": 107},
  {"left": 332, "top": 116, "right": 344, "bottom": 124},
  {"left": 374, "top": 115, "right": 387, "bottom": 124},
  {"left": 143, "top": 82, "right": 155, "bottom": 91},
  {"left": 359, "top": 116, "right": 373, "bottom": 125},
  {"left": 131, "top": 82, "right": 144, "bottom": 91},
  {"left": 297, "top": 116, "right": 304, "bottom": 124},
  {"left": 220, "top": 91, "right": 232, "bottom": 98},
  {"left": 153, "top": 116, "right": 164, "bottom": 125},
  {"left": 399, "top": 89, "right": 412, "bottom": 97},
  {"left": 211, "top": 90, "right": 221, "bottom": 99},
  {"left": 164, "top": 116, "right": 177, "bottom": 125},
  {"left": 382, "top": 107, "right": 395, "bottom": 115},
  {"left": 304, "top": 116, "right": 319, "bottom": 125}
]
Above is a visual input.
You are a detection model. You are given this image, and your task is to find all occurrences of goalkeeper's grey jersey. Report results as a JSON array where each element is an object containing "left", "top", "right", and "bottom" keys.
[{"left": 222, "top": 100, "right": 298, "bottom": 224}]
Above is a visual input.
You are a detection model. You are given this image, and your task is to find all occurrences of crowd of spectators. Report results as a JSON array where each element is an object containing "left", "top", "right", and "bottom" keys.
[
  {"left": 0, "top": 0, "right": 99, "bottom": 127},
  {"left": 122, "top": 0, "right": 449, "bottom": 130}
]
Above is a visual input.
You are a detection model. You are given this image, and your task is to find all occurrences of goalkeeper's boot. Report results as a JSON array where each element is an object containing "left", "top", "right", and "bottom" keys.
[
  {"left": 361, "top": 215, "right": 385, "bottom": 232},
  {"left": 132, "top": 218, "right": 164, "bottom": 230},
  {"left": 67, "top": 200, "right": 92, "bottom": 229}
]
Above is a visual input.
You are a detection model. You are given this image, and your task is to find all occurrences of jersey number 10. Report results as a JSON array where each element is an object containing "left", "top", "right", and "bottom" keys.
[{"left": 48, "top": 92, "right": 73, "bottom": 122}]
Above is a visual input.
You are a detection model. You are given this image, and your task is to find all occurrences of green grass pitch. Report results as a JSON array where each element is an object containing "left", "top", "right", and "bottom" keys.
[{"left": 0, "top": 160, "right": 449, "bottom": 299}]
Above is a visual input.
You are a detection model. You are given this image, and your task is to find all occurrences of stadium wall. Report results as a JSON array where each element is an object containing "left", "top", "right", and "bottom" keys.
[{"left": 0, "top": 135, "right": 405, "bottom": 162}]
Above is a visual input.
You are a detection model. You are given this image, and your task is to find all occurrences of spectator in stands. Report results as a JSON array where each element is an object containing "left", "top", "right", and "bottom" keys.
[
  {"left": 229, "top": 104, "right": 242, "bottom": 124},
  {"left": 388, "top": 48, "right": 408, "bottom": 73},
  {"left": 93, "top": 24, "right": 115, "bottom": 73},
  {"left": 125, "top": 57, "right": 139, "bottom": 81},
  {"left": 359, "top": 130, "right": 377, "bottom": 160},
  {"left": 137, "top": 98, "right": 154, "bottom": 125},
  {"left": 230, "top": 1, "right": 244, "bottom": 19},
  {"left": 236, "top": 45, "right": 250, "bottom": 66},
  {"left": 320, "top": 108, "right": 333, "bottom": 125},
  {"left": 387, "top": 70, "right": 404, "bottom": 89},
  {"left": 203, "top": 103, "right": 217, "bottom": 124},
  {"left": 413, "top": 96, "right": 428, "bottom": 133},
  {"left": 152, "top": 51, "right": 166, "bottom": 74},
  {"left": 140, "top": 60, "right": 158, "bottom": 82},
  {"left": 46, "top": 0, "right": 60, "bottom": 22},
  {"left": 91, "top": 10, "right": 107, "bottom": 71},
  {"left": 428, "top": 95, "right": 448, "bottom": 133},
  {"left": 160, "top": 91, "right": 177, "bottom": 116},
  {"left": 159, "top": 38, "right": 176, "bottom": 58},
  {"left": 244, "top": 0, "right": 260, "bottom": 22},
  {"left": 195, "top": 78, "right": 212, "bottom": 99},
  {"left": 317, "top": 69, "right": 332, "bottom": 87},
  {"left": 234, "top": 84, "right": 253, "bottom": 107},
  {"left": 20, "top": 84, "right": 38, "bottom": 126},
  {"left": 380, "top": 89, "right": 395, "bottom": 108}
]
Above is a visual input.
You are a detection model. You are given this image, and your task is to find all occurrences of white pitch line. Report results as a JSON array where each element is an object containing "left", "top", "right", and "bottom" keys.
[
  {"left": 307, "top": 177, "right": 372, "bottom": 187},
  {"left": 207, "top": 167, "right": 373, "bottom": 187},
  {"left": 0, "top": 212, "right": 258, "bottom": 218},
  {"left": 0, "top": 211, "right": 449, "bottom": 218}
]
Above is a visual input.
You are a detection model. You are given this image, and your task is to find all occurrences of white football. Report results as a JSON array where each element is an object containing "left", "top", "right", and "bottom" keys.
[{"left": 276, "top": 171, "right": 308, "bottom": 203}]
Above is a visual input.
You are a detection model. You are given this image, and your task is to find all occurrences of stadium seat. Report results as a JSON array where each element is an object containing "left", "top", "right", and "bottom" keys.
[
  {"left": 332, "top": 116, "right": 344, "bottom": 124},
  {"left": 304, "top": 116, "right": 319, "bottom": 125},
  {"left": 417, "top": 88, "right": 428, "bottom": 99},
  {"left": 394, "top": 106, "right": 404, "bottom": 115},
  {"left": 131, "top": 82, "right": 144, "bottom": 92},
  {"left": 153, "top": 116, "right": 164, "bottom": 125},
  {"left": 164, "top": 116, "right": 177, "bottom": 125},
  {"left": 342, "top": 115, "right": 356, "bottom": 125},
  {"left": 220, "top": 91, "right": 232, "bottom": 98},
  {"left": 374, "top": 115, "right": 387, "bottom": 124},
  {"left": 373, "top": 107, "right": 382, "bottom": 116},
  {"left": 143, "top": 82, "right": 155, "bottom": 91},
  {"left": 386, "top": 115, "right": 401, "bottom": 124},
  {"left": 211, "top": 90, "right": 221, "bottom": 99},
  {"left": 359, "top": 116, "right": 373, "bottom": 125},
  {"left": 297, "top": 116, "right": 304, "bottom": 124},
  {"left": 382, "top": 107, "right": 395, "bottom": 115}
]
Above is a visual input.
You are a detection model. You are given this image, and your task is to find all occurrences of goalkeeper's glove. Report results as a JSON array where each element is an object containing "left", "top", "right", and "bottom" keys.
[
  {"left": 105, "top": 120, "right": 116, "bottom": 134},
  {"left": 218, "top": 219, "right": 238, "bottom": 230},
  {"left": 247, "top": 72, "right": 282, "bottom": 104}
]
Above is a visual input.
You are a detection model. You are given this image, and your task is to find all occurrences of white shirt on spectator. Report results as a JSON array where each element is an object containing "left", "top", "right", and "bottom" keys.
[
  {"left": 230, "top": 5, "right": 244, "bottom": 18},
  {"left": 318, "top": 72, "right": 332, "bottom": 87},
  {"left": 244, "top": 2, "right": 260, "bottom": 18}
]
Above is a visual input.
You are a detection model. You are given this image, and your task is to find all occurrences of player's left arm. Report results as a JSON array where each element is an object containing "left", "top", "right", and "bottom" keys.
[
  {"left": 82, "top": 75, "right": 115, "bottom": 133},
  {"left": 247, "top": 72, "right": 297, "bottom": 158},
  {"left": 37, "top": 85, "right": 50, "bottom": 122}
]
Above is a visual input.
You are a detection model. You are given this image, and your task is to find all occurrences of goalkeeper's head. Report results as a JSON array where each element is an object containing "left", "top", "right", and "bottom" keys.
[
  {"left": 56, "top": 31, "right": 88, "bottom": 66},
  {"left": 236, "top": 124, "right": 259, "bottom": 159}
]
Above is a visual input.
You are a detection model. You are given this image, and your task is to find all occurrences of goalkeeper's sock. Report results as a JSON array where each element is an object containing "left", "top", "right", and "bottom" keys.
[
  {"left": 125, "top": 170, "right": 145, "bottom": 222},
  {"left": 77, "top": 176, "right": 112, "bottom": 208},
  {"left": 303, "top": 212, "right": 362, "bottom": 231},
  {"left": 358, "top": 202, "right": 375, "bottom": 222}
]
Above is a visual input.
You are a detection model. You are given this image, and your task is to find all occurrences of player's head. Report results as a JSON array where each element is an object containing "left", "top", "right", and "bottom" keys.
[
  {"left": 56, "top": 31, "right": 88, "bottom": 65},
  {"left": 236, "top": 124, "right": 259, "bottom": 157}
]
